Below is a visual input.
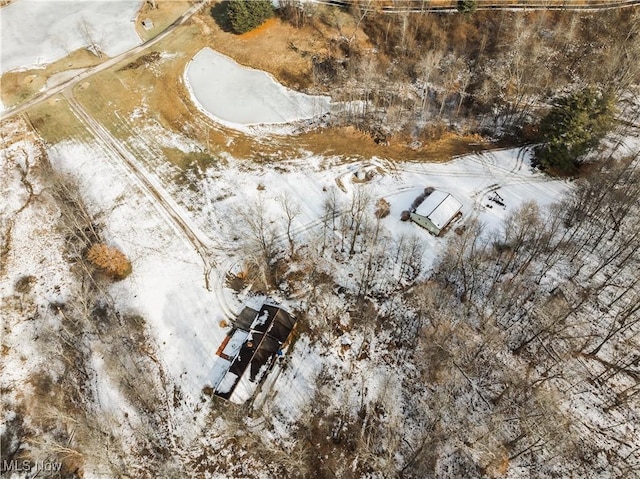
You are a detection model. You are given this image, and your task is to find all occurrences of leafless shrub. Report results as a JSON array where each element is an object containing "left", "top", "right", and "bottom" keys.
[
  {"left": 14, "top": 275, "right": 36, "bottom": 294},
  {"left": 45, "top": 166, "right": 100, "bottom": 264},
  {"left": 86, "top": 243, "right": 132, "bottom": 280},
  {"left": 374, "top": 198, "right": 390, "bottom": 219},
  {"left": 411, "top": 193, "right": 426, "bottom": 211}
]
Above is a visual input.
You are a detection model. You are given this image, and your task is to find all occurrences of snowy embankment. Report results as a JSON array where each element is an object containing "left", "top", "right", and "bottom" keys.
[
  {"left": 184, "top": 47, "right": 331, "bottom": 132},
  {"left": 0, "top": 0, "right": 142, "bottom": 74}
]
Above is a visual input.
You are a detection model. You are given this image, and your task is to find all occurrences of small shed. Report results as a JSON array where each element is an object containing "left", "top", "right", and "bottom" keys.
[
  {"left": 142, "top": 18, "right": 154, "bottom": 30},
  {"left": 410, "top": 190, "right": 462, "bottom": 236},
  {"left": 214, "top": 303, "right": 296, "bottom": 404}
]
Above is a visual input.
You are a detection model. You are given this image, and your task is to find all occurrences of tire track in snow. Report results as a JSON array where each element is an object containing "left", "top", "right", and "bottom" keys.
[
  {"left": 380, "top": 146, "right": 533, "bottom": 179},
  {"left": 215, "top": 256, "right": 242, "bottom": 320},
  {"left": 459, "top": 147, "right": 529, "bottom": 177},
  {"left": 62, "top": 91, "right": 219, "bottom": 288},
  {"left": 65, "top": 91, "right": 241, "bottom": 321},
  {"left": 515, "top": 146, "right": 531, "bottom": 172},
  {"left": 214, "top": 150, "right": 563, "bottom": 316},
  {"left": 375, "top": 151, "right": 558, "bottom": 212}
]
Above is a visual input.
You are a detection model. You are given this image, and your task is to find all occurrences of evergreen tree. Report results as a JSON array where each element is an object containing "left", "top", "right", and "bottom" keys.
[
  {"left": 227, "top": 0, "right": 274, "bottom": 34},
  {"left": 534, "top": 88, "right": 616, "bottom": 175},
  {"left": 457, "top": 0, "right": 477, "bottom": 13}
]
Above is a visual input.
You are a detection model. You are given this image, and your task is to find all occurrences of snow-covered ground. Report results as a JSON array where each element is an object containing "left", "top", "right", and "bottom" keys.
[
  {"left": 169, "top": 147, "right": 571, "bottom": 275},
  {"left": 0, "top": 120, "right": 74, "bottom": 397},
  {"left": 184, "top": 47, "right": 331, "bottom": 131},
  {"left": 35, "top": 121, "right": 571, "bottom": 408},
  {"left": 47, "top": 139, "right": 230, "bottom": 405},
  {"left": 83, "top": 120, "right": 571, "bottom": 400},
  {"left": 0, "top": 0, "right": 142, "bottom": 74},
  {"left": 178, "top": 147, "right": 570, "bottom": 416},
  {"left": 6, "top": 108, "right": 636, "bottom": 475}
]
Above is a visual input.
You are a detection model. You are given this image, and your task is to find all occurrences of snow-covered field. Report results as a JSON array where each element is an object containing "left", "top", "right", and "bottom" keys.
[
  {"left": 47, "top": 139, "right": 230, "bottom": 404},
  {"left": 84, "top": 133, "right": 570, "bottom": 403},
  {"left": 25, "top": 120, "right": 570, "bottom": 406},
  {"left": 169, "top": 147, "right": 571, "bottom": 274},
  {"left": 0, "top": 0, "right": 142, "bottom": 74},
  {"left": 185, "top": 47, "right": 331, "bottom": 131}
]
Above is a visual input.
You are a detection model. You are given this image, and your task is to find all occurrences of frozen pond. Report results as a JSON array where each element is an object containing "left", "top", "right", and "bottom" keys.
[
  {"left": 0, "top": 0, "right": 142, "bottom": 74},
  {"left": 185, "top": 47, "right": 331, "bottom": 129}
]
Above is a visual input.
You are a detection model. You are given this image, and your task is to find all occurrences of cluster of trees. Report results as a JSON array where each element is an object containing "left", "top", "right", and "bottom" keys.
[
  {"left": 534, "top": 87, "right": 616, "bottom": 173},
  {"left": 276, "top": 2, "right": 639, "bottom": 159},
  {"left": 208, "top": 3, "right": 637, "bottom": 172},
  {"left": 224, "top": 0, "right": 274, "bottom": 34},
  {"left": 399, "top": 156, "right": 640, "bottom": 476},
  {"left": 231, "top": 183, "right": 425, "bottom": 300}
]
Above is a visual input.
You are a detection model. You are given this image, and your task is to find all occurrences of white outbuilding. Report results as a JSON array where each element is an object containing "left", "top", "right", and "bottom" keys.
[{"left": 410, "top": 190, "right": 462, "bottom": 236}]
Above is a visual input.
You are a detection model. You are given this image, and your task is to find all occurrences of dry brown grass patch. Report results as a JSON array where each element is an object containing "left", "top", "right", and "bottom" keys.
[
  {"left": 26, "top": 95, "right": 92, "bottom": 143},
  {"left": 87, "top": 243, "right": 132, "bottom": 280},
  {"left": 196, "top": 9, "right": 328, "bottom": 91},
  {"left": 135, "top": 0, "right": 192, "bottom": 41},
  {"left": 0, "top": 49, "right": 101, "bottom": 109}
]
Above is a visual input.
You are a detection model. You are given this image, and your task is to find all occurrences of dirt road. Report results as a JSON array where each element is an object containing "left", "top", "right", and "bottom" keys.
[
  {"left": 311, "top": 0, "right": 640, "bottom": 13},
  {"left": 0, "top": 0, "right": 207, "bottom": 122}
]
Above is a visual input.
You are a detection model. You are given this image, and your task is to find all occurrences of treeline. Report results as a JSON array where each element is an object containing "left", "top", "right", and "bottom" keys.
[{"left": 280, "top": 2, "right": 640, "bottom": 142}]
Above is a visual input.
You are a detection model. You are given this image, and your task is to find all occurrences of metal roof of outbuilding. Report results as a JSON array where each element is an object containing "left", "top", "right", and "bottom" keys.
[{"left": 415, "top": 190, "right": 462, "bottom": 230}]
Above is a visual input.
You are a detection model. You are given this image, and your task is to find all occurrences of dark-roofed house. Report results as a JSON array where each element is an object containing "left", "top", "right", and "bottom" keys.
[
  {"left": 410, "top": 190, "right": 462, "bottom": 236},
  {"left": 214, "top": 302, "right": 296, "bottom": 404}
]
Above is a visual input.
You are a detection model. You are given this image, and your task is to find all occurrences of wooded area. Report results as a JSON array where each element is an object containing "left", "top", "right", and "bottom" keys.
[
  {"left": 244, "top": 156, "right": 640, "bottom": 478},
  {"left": 278, "top": 2, "right": 639, "bottom": 162}
]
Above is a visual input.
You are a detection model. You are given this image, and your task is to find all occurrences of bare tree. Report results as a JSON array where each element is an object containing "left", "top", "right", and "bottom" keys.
[
  {"left": 417, "top": 49, "right": 444, "bottom": 118},
  {"left": 235, "top": 198, "right": 279, "bottom": 288},
  {"left": 278, "top": 193, "right": 301, "bottom": 258},
  {"left": 347, "top": 186, "right": 373, "bottom": 256},
  {"left": 77, "top": 18, "right": 104, "bottom": 58}
]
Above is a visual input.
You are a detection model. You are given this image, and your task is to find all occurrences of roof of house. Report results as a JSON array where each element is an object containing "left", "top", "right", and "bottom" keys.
[
  {"left": 414, "top": 190, "right": 462, "bottom": 230},
  {"left": 214, "top": 303, "right": 295, "bottom": 403}
]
